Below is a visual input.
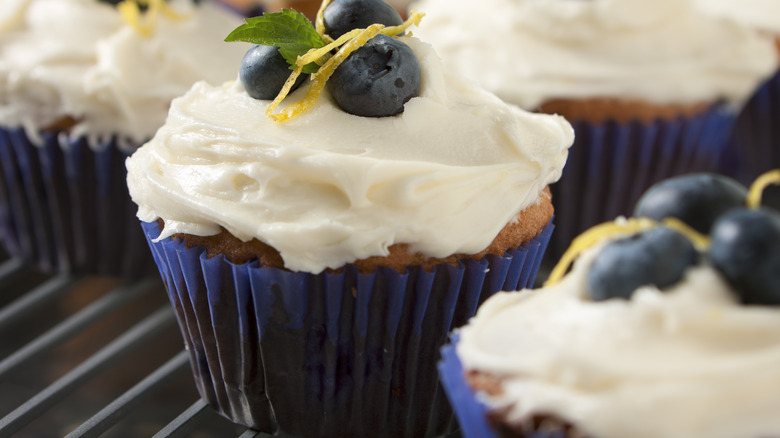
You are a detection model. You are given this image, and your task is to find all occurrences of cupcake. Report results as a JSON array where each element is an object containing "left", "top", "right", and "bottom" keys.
[
  {"left": 694, "top": 0, "right": 780, "bottom": 185},
  {"left": 412, "top": 0, "right": 778, "bottom": 261},
  {"left": 440, "top": 171, "right": 780, "bottom": 438},
  {"left": 126, "top": 4, "right": 574, "bottom": 436},
  {"left": 0, "top": 0, "right": 246, "bottom": 276}
]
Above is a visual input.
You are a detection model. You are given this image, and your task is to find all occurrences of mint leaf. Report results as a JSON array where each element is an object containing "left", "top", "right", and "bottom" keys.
[{"left": 225, "top": 9, "right": 326, "bottom": 74}]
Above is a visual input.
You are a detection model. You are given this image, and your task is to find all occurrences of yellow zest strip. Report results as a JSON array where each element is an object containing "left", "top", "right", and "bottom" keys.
[
  {"left": 297, "top": 27, "right": 370, "bottom": 67},
  {"left": 747, "top": 169, "right": 780, "bottom": 209},
  {"left": 154, "top": 0, "right": 186, "bottom": 20},
  {"left": 661, "top": 217, "right": 710, "bottom": 251},
  {"left": 266, "top": 7, "right": 425, "bottom": 122},
  {"left": 380, "top": 10, "right": 425, "bottom": 37},
  {"left": 544, "top": 218, "right": 657, "bottom": 287},
  {"left": 264, "top": 64, "right": 306, "bottom": 120},
  {"left": 118, "top": 0, "right": 187, "bottom": 37},
  {"left": 315, "top": 0, "right": 334, "bottom": 43},
  {"left": 266, "top": 24, "right": 384, "bottom": 122},
  {"left": 118, "top": 1, "right": 147, "bottom": 35},
  {"left": 304, "top": 9, "right": 423, "bottom": 66}
]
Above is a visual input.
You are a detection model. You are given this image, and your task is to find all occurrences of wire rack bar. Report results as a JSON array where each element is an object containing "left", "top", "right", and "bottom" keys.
[
  {"left": 0, "top": 259, "right": 23, "bottom": 286},
  {"left": 0, "top": 274, "right": 77, "bottom": 332},
  {"left": 0, "top": 306, "right": 176, "bottom": 438},
  {"left": 64, "top": 350, "right": 191, "bottom": 438},
  {"left": 0, "top": 277, "right": 158, "bottom": 379},
  {"left": 152, "top": 399, "right": 212, "bottom": 438}
]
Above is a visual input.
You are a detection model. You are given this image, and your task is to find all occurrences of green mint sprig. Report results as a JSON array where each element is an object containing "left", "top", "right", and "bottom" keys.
[{"left": 225, "top": 9, "right": 326, "bottom": 74}]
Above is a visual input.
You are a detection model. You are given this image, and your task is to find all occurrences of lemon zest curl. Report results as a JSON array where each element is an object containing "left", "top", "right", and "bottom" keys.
[
  {"left": 266, "top": 9, "right": 425, "bottom": 123},
  {"left": 546, "top": 170, "right": 780, "bottom": 287},
  {"left": 544, "top": 216, "right": 710, "bottom": 287},
  {"left": 544, "top": 218, "right": 657, "bottom": 287},
  {"left": 747, "top": 169, "right": 780, "bottom": 209},
  {"left": 314, "top": 0, "right": 334, "bottom": 43},
  {"left": 266, "top": 24, "right": 383, "bottom": 122}
]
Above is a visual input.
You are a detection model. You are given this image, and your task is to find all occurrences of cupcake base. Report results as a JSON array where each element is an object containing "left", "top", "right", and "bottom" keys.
[
  {"left": 0, "top": 125, "right": 154, "bottom": 277},
  {"left": 142, "top": 220, "right": 553, "bottom": 437}
]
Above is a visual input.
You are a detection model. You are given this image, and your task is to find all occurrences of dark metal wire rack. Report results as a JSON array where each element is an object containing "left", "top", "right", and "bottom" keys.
[{"left": 0, "top": 251, "right": 264, "bottom": 438}]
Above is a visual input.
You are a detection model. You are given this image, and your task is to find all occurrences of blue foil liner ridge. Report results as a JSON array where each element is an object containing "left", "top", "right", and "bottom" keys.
[
  {"left": 142, "top": 220, "right": 553, "bottom": 437},
  {"left": 547, "top": 105, "right": 734, "bottom": 261},
  {"left": 0, "top": 125, "right": 154, "bottom": 276}
]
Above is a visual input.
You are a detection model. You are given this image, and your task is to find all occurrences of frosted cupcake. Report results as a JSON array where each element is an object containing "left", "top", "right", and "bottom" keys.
[
  {"left": 440, "top": 172, "right": 780, "bottom": 437},
  {"left": 127, "top": 4, "right": 573, "bottom": 435},
  {"left": 0, "top": 0, "right": 245, "bottom": 276},
  {"left": 694, "top": 0, "right": 780, "bottom": 185},
  {"left": 413, "top": 0, "right": 778, "bottom": 260}
]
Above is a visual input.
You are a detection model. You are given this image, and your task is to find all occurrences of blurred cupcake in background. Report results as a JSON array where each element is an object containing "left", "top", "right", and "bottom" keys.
[
  {"left": 413, "top": 0, "right": 778, "bottom": 262},
  {"left": 0, "top": 0, "right": 246, "bottom": 276},
  {"left": 440, "top": 171, "right": 780, "bottom": 438},
  {"left": 694, "top": 0, "right": 780, "bottom": 186}
]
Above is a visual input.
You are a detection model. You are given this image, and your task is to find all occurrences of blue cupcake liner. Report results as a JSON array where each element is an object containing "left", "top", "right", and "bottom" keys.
[
  {"left": 142, "top": 219, "right": 554, "bottom": 437},
  {"left": 439, "top": 332, "right": 499, "bottom": 438},
  {"left": 719, "top": 70, "right": 780, "bottom": 185},
  {"left": 0, "top": 125, "right": 155, "bottom": 277},
  {"left": 547, "top": 104, "right": 734, "bottom": 262}
]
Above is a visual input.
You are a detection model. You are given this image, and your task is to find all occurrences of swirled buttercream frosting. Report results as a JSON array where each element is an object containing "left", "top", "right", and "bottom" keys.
[
  {"left": 412, "top": 0, "right": 779, "bottom": 109},
  {"left": 457, "top": 247, "right": 780, "bottom": 438},
  {"left": 0, "top": 0, "right": 246, "bottom": 146},
  {"left": 126, "top": 37, "right": 574, "bottom": 274}
]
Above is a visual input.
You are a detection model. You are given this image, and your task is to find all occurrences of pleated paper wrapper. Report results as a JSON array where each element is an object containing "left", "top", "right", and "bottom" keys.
[
  {"left": 719, "top": 71, "right": 780, "bottom": 186},
  {"left": 547, "top": 104, "right": 734, "bottom": 262},
  {"left": 0, "top": 125, "right": 154, "bottom": 277},
  {"left": 142, "top": 220, "right": 553, "bottom": 437}
]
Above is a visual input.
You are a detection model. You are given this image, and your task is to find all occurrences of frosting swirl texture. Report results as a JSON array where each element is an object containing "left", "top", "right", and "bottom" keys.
[
  {"left": 126, "top": 37, "right": 574, "bottom": 273},
  {"left": 412, "top": 0, "right": 779, "bottom": 109},
  {"left": 458, "top": 247, "right": 780, "bottom": 438},
  {"left": 0, "top": 0, "right": 246, "bottom": 146}
]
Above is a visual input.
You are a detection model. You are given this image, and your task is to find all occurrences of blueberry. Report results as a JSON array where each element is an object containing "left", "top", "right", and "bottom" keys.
[
  {"left": 634, "top": 174, "right": 748, "bottom": 234},
  {"left": 323, "top": 0, "right": 403, "bottom": 39},
  {"left": 709, "top": 208, "right": 780, "bottom": 305},
  {"left": 587, "top": 227, "right": 698, "bottom": 301},
  {"left": 327, "top": 35, "right": 419, "bottom": 117},
  {"left": 240, "top": 45, "right": 307, "bottom": 101}
]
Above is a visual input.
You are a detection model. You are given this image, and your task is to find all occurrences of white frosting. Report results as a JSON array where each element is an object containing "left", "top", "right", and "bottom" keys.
[
  {"left": 457, "top": 247, "right": 780, "bottom": 438},
  {"left": 126, "top": 37, "right": 574, "bottom": 273},
  {"left": 0, "top": 0, "right": 247, "bottom": 147},
  {"left": 694, "top": 0, "right": 780, "bottom": 36},
  {"left": 412, "top": 0, "right": 779, "bottom": 109}
]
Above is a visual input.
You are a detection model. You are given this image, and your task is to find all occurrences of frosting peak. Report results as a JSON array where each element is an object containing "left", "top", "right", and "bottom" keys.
[{"left": 126, "top": 37, "right": 574, "bottom": 273}]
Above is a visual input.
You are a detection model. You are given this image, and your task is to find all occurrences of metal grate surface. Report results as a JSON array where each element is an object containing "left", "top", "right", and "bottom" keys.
[{"left": 0, "top": 252, "right": 265, "bottom": 438}]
